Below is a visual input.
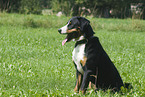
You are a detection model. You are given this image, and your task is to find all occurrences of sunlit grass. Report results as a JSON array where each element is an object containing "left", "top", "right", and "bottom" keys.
[{"left": 0, "top": 13, "right": 145, "bottom": 96}]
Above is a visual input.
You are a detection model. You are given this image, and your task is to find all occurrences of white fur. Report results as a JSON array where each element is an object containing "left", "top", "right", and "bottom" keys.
[
  {"left": 72, "top": 39, "right": 86, "bottom": 74},
  {"left": 60, "top": 24, "right": 68, "bottom": 34}
]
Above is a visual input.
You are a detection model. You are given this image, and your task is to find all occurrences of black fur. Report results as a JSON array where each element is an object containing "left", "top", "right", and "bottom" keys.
[
  {"left": 58, "top": 17, "right": 132, "bottom": 94},
  {"left": 77, "top": 17, "right": 95, "bottom": 38},
  {"left": 82, "top": 36, "right": 124, "bottom": 91}
]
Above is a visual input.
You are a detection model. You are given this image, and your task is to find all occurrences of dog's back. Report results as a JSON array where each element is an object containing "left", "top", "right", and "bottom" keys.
[{"left": 85, "top": 36, "right": 123, "bottom": 91}]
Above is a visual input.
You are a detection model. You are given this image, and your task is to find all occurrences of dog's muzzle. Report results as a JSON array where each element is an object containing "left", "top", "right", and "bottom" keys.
[{"left": 58, "top": 29, "right": 62, "bottom": 34}]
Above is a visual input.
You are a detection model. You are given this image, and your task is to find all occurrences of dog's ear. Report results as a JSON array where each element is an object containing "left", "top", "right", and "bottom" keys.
[{"left": 77, "top": 17, "right": 95, "bottom": 38}]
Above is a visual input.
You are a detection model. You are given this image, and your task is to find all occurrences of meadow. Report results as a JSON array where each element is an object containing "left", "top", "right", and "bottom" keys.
[{"left": 0, "top": 13, "right": 145, "bottom": 96}]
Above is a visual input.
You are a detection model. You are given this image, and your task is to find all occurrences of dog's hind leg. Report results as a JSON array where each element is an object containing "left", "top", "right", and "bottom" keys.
[{"left": 89, "top": 67, "right": 98, "bottom": 90}]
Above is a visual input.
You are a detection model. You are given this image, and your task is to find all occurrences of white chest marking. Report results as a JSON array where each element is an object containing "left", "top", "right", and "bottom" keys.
[{"left": 72, "top": 44, "right": 85, "bottom": 74}]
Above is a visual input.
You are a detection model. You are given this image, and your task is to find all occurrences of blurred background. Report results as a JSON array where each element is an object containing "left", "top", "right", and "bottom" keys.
[{"left": 0, "top": 0, "right": 145, "bottom": 19}]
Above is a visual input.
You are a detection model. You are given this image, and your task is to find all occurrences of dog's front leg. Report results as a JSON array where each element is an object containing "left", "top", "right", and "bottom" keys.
[
  {"left": 74, "top": 71, "right": 83, "bottom": 92},
  {"left": 80, "top": 70, "right": 92, "bottom": 94}
]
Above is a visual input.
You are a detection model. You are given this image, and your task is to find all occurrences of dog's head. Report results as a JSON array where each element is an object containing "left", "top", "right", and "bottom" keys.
[{"left": 58, "top": 17, "right": 95, "bottom": 45}]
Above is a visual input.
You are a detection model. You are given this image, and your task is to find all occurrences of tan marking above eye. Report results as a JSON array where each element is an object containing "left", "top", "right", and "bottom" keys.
[{"left": 68, "top": 22, "right": 71, "bottom": 25}]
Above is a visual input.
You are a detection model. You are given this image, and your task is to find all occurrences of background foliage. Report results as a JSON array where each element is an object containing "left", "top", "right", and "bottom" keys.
[{"left": 0, "top": 0, "right": 145, "bottom": 18}]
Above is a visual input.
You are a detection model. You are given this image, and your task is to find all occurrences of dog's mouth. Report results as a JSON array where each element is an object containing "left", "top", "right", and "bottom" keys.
[
  {"left": 62, "top": 34, "right": 70, "bottom": 46},
  {"left": 62, "top": 32, "right": 78, "bottom": 46}
]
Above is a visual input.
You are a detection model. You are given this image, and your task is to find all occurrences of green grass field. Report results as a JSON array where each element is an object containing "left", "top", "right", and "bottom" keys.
[{"left": 0, "top": 13, "right": 145, "bottom": 96}]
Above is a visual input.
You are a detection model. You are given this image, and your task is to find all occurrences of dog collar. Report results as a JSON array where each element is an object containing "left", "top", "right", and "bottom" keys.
[{"left": 75, "top": 39, "right": 87, "bottom": 47}]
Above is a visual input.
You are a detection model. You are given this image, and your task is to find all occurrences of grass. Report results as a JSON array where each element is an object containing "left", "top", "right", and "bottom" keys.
[{"left": 0, "top": 13, "right": 145, "bottom": 96}]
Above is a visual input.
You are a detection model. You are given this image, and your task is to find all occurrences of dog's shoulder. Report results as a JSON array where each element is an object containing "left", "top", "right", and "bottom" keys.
[
  {"left": 85, "top": 36, "right": 101, "bottom": 51},
  {"left": 88, "top": 36, "right": 100, "bottom": 44},
  {"left": 85, "top": 36, "right": 103, "bottom": 59}
]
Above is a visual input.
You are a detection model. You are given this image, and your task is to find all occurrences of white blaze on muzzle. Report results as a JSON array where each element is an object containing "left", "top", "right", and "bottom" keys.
[{"left": 60, "top": 24, "right": 68, "bottom": 34}]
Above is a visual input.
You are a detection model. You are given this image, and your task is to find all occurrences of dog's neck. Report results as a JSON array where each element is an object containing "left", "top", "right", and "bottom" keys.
[{"left": 75, "top": 36, "right": 87, "bottom": 47}]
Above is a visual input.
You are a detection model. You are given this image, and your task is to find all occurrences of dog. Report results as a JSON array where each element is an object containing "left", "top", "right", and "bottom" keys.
[{"left": 58, "top": 17, "right": 125, "bottom": 94}]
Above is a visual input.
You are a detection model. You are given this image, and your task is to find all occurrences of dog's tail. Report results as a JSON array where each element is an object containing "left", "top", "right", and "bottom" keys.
[
  {"left": 120, "top": 83, "right": 133, "bottom": 94},
  {"left": 124, "top": 83, "right": 133, "bottom": 89}
]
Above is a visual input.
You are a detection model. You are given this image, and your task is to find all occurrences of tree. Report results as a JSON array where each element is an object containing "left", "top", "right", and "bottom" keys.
[
  {"left": 51, "top": 0, "right": 75, "bottom": 16},
  {"left": 0, "top": 0, "right": 145, "bottom": 19},
  {"left": 19, "top": 0, "right": 42, "bottom": 14},
  {"left": 0, "top": 0, "right": 20, "bottom": 12}
]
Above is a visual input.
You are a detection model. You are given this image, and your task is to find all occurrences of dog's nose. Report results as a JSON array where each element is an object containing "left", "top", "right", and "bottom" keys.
[{"left": 58, "top": 29, "right": 62, "bottom": 34}]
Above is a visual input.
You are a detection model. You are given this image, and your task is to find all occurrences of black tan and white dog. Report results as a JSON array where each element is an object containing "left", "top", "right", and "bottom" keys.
[{"left": 58, "top": 17, "right": 125, "bottom": 94}]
